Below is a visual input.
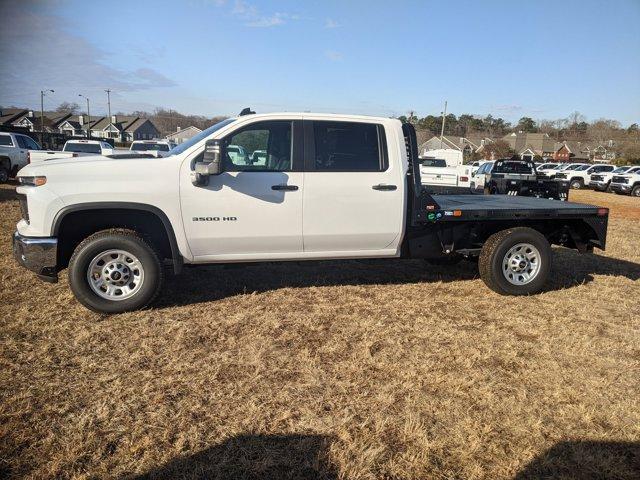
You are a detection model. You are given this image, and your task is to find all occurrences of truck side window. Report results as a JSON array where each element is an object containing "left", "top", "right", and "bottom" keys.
[
  {"left": 22, "top": 136, "right": 41, "bottom": 150},
  {"left": 313, "top": 121, "right": 385, "bottom": 171},
  {"left": 15, "top": 136, "right": 28, "bottom": 149},
  {"left": 223, "top": 121, "right": 292, "bottom": 172},
  {"left": 0, "top": 135, "right": 13, "bottom": 146}
]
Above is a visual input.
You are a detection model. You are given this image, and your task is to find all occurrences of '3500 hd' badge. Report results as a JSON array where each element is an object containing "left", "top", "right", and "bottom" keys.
[{"left": 192, "top": 216, "right": 237, "bottom": 221}]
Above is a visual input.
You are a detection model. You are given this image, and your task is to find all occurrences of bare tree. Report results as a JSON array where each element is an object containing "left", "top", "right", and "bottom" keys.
[{"left": 55, "top": 102, "right": 80, "bottom": 114}]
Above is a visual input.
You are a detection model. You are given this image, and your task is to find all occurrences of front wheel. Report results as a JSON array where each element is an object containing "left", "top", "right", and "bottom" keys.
[
  {"left": 570, "top": 179, "right": 583, "bottom": 189},
  {"left": 479, "top": 227, "right": 551, "bottom": 295},
  {"left": 632, "top": 185, "right": 640, "bottom": 197},
  {"left": 0, "top": 165, "right": 9, "bottom": 183},
  {"left": 68, "top": 229, "right": 163, "bottom": 313}
]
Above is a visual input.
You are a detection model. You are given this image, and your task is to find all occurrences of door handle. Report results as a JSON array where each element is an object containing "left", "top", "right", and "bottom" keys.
[
  {"left": 372, "top": 184, "right": 397, "bottom": 191},
  {"left": 271, "top": 184, "right": 299, "bottom": 191}
]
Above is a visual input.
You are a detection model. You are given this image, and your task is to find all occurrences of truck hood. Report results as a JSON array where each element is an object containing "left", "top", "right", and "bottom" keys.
[{"left": 17, "top": 153, "right": 165, "bottom": 177}]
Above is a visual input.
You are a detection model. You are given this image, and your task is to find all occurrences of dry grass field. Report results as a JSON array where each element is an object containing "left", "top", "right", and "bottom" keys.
[{"left": 1, "top": 183, "right": 639, "bottom": 479}]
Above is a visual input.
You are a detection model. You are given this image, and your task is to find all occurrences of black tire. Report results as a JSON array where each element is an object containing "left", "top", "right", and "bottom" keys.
[
  {"left": 0, "top": 165, "right": 9, "bottom": 183},
  {"left": 68, "top": 229, "right": 163, "bottom": 313},
  {"left": 479, "top": 227, "right": 551, "bottom": 295},
  {"left": 570, "top": 179, "right": 583, "bottom": 189},
  {"left": 632, "top": 185, "right": 640, "bottom": 197}
]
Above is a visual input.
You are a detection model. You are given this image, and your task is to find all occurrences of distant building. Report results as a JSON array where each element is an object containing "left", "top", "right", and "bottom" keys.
[
  {"left": 90, "top": 115, "right": 161, "bottom": 142},
  {"left": 420, "top": 135, "right": 493, "bottom": 162},
  {"left": 553, "top": 141, "right": 591, "bottom": 162},
  {"left": 0, "top": 108, "right": 71, "bottom": 132},
  {"left": 503, "top": 132, "right": 556, "bottom": 160},
  {"left": 165, "top": 125, "right": 202, "bottom": 144},
  {"left": 58, "top": 115, "right": 160, "bottom": 141}
]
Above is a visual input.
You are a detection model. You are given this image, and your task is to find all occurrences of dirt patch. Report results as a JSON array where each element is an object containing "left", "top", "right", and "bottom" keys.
[{"left": 1, "top": 183, "right": 638, "bottom": 479}]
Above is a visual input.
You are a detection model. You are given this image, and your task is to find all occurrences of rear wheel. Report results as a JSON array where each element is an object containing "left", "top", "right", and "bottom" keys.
[
  {"left": 68, "top": 229, "right": 163, "bottom": 313},
  {"left": 479, "top": 227, "right": 551, "bottom": 295}
]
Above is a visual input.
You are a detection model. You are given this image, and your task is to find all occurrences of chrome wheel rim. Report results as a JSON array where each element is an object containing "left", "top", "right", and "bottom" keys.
[
  {"left": 502, "top": 243, "right": 541, "bottom": 286},
  {"left": 87, "top": 249, "right": 144, "bottom": 301}
]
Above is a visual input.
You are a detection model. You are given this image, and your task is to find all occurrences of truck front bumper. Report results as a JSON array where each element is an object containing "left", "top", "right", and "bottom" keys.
[
  {"left": 610, "top": 183, "right": 631, "bottom": 194},
  {"left": 589, "top": 180, "right": 609, "bottom": 191},
  {"left": 12, "top": 232, "right": 58, "bottom": 282}
]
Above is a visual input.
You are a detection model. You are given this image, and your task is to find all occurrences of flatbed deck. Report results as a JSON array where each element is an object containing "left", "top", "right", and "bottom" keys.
[{"left": 433, "top": 194, "right": 600, "bottom": 215}]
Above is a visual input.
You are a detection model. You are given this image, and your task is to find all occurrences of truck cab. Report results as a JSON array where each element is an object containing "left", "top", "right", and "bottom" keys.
[{"left": 13, "top": 112, "right": 609, "bottom": 313}]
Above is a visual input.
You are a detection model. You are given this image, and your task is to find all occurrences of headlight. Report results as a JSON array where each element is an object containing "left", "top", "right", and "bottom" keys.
[{"left": 18, "top": 176, "right": 47, "bottom": 186}]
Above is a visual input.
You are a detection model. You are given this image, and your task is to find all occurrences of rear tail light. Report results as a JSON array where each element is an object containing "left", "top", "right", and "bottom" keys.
[
  {"left": 459, "top": 176, "right": 468, "bottom": 182},
  {"left": 27, "top": 151, "right": 30, "bottom": 164},
  {"left": 597, "top": 208, "right": 609, "bottom": 217}
]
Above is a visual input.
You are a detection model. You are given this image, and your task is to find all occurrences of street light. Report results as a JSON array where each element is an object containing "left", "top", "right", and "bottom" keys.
[
  {"left": 40, "top": 89, "right": 54, "bottom": 145},
  {"left": 78, "top": 94, "right": 91, "bottom": 139}
]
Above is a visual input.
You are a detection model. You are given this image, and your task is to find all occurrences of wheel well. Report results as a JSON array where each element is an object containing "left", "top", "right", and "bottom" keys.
[
  {"left": 0, "top": 156, "right": 10, "bottom": 169},
  {"left": 56, "top": 208, "right": 178, "bottom": 271}
]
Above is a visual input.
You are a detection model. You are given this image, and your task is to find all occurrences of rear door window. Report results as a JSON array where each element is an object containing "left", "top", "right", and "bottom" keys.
[
  {"left": 310, "top": 121, "right": 386, "bottom": 171},
  {"left": 0, "top": 134, "right": 13, "bottom": 146}
]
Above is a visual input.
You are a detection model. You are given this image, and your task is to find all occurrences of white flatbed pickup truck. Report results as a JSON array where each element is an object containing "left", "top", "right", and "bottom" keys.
[{"left": 13, "top": 111, "right": 609, "bottom": 313}]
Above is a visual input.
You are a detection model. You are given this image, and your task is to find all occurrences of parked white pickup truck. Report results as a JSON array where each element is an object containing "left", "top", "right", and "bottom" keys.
[
  {"left": 610, "top": 169, "right": 640, "bottom": 196},
  {"left": 30, "top": 139, "right": 115, "bottom": 163},
  {"left": 130, "top": 140, "right": 176, "bottom": 158},
  {"left": 13, "top": 111, "right": 609, "bottom": 313},
  {"left": 554, "top": 163, "right": 615, "bottom": 189},
  {"left": 0, "top": 132, "right": 41, "bottom": 182},
  {"left": 419, "top": 157, "right": 471, "bottom": 192},
  {"left": 589, "top": 165, "right": 640, "bottom": 192}
]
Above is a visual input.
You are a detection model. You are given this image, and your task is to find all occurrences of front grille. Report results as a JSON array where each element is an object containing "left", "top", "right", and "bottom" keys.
[
  {"left": 591, "top": 175, "right": 604, "bottom": 181},
  {"left": 18, "top": 193, "right": 29, "bottom": 223},
  {"left": 612, "top": 176, "right": 628, "bottom": 184}
]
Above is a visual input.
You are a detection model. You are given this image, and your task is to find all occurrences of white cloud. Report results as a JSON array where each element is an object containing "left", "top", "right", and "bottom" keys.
[
  {"left": 231, "top": 0, "right": 297, "bottom": 27},
  {"left": 324, "top": 18, "right": 342, "bottom": 29},
  {"left": 0, "top": 3, "right": 176, "bottom": 111},
  {"left": 324, "top": 50, "right": 343, "bottom": 62}
]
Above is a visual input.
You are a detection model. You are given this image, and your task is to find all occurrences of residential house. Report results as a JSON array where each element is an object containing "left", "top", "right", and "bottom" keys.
[
  {"left": 57, "top": 115, "right": 100, "bottom": 137},
  {"left": 502, "top": 132, "right": 556, "bottom": 160},
  {"left": 89, "top": 115, "right": 161, "bottom": 142},
  {"left": 553, "top": 141, "right": 591, "bottom": 162},
  {"left": 420, "top": 135, "right": 492, "bottom": 162},
  {"left": 0, "top": 108, "right": 71, "bottom": 132},
  {"left": 165, "top": 125, "right": 202, "bottom": 144}
]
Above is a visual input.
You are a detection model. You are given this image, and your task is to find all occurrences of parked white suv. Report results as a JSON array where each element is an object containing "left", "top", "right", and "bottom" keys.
[
  {"left": 130, "top": 140, "right": 176, "bottom": 158},
  {"left": 589, "top": 165, "right": 640, "bottom": 192},
  {"left": 0, "top": 132, "right": 41, "bottom": 182}
]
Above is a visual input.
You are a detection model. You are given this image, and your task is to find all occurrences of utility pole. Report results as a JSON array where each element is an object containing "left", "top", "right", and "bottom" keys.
[
  {"left": 40, "top": 89, "right": 54, "bottom": 146},
  {"left": 439, "top": 100, "right": 447, "bottom": 149},
  {"left": 105, "top": 89, "right": 112, "bottom": 140},
  {"left": 79, "top": 94, "right": 91, "bottom": 139}
]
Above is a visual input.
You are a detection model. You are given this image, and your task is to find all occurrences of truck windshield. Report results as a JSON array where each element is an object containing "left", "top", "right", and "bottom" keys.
[
  {"left": 63, "top": 143, "right": 101, "bottom": 154},
  {"left": 421, "top": 158, "right": 447, "bottom": 167},
  {"left": 170, "top": 118, "right": 236, "bottom": 156},
  {"left": 131, "top": 143, "right": 170, "bottom": 151}
]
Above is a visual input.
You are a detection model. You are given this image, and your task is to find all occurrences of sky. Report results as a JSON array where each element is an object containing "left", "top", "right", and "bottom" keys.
[{"left": 1, "top": 0, "right": 639, "bottom": 125}]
